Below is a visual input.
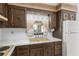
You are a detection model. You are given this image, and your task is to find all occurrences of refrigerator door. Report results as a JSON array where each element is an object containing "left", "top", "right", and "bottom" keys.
[
  {"left": 69, "top": 21, "right": 79, "bottom": 33},
  {"left": 67, "top": 21, "right": 79, "bottom": 56},
  {"left": 63, "top": 21, "right": 79, "bottom": 56},
  {"left": 67, "top": 32, "right": 79, "bottom": 56},
  {"left": 63, "top": 21, "right": 70, "bottom": 56}
]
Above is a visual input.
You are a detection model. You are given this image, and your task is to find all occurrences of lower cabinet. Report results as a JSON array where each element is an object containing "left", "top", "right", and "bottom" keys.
[
  {"left": 54, "top": 41, "right": 62, "bottom": 56},
  {"left": 16, "top": 46, "right": 29, "bottom": 56},
  {"left": 44, "top": 46, "right": 52, "bottom": 56},
  {"left": 12, "top": 45, "right": 29, "bottom": 56},
  {"left": 30, "top": 48, "right": 43, "bottom": 56},
  {"left": 43, "top": 43, "right": 53, "bottom": 56},
  {"left": 11, "top": 41, "right": 62, "bottom": 56}
]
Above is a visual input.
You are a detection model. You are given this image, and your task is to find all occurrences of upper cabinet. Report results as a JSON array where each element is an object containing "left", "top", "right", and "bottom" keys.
[
  {"left": 50, "top": 12, "right": 56, "bottom": 29},
  {"left": 0, "top": 3, "right": 8, "bottom": 28},
  {"left": 62, "top": 10, "right": 76, "bottom": 21},
  {"left": 53, "top": 10, "right": 76, "bottom": 39},
  {"left": 8, "top": 5, "right": 26, "bottom": 28},
  {"left": 56, "top": 10, "right": 76, "bottom": 31},
  {"left": 0, "top": 3, "right": 8, "bottom": 17}
]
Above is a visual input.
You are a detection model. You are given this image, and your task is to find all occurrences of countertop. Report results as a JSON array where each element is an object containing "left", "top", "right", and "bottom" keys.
[
  {"left": 0, "top": 37, "right": 61, "bottom": 47},
  {"left": 0, "top": 34, "right": 61, "bottom": 56}
]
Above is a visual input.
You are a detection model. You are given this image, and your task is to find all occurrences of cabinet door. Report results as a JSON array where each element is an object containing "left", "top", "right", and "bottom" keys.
[
  {"left": 62, "top": 10, "right": 76, "bottom": 21},
  {"left": 30, "top": 48, "right": 43, "bottom": 56},
  {"left": 54, "top": 41, "right": 62, "bottom": 56},
  {"left": 44, "top": 47, "right": 52, "bottom": 56},
  {"left": 16, "top": 45, "right": 29, "bottom": 56},
  {"left": 69, "top": 12, "right": 76, "bottom": 20},
  {"left": 43, "top": 43, "right": 52, "bottom": 56},
  {"left": 8, "top": 5, "right": 26, "bottom": 28},
  {"left": 30, "top": 43, "right": 44, "bottom": 56},
  {"left": 0, "top": 3, "right": 8, "bottom": 28},
  {"left": 0, "top": 3, "right": 7, "bottom": 17},
  {"left": 51, "top": 43, "right": 55, "bottom": 56},
  {"left": 50, "top": 12, "right": 56, "bottom": 29}
]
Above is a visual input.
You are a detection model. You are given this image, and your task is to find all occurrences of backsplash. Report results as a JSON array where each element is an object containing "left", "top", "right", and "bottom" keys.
[
  {"left": 0, "top": 28, "right": 27, "bottom": 43},
  {"left": 0, "top": 28, "right": 54, "bottom": 45}
]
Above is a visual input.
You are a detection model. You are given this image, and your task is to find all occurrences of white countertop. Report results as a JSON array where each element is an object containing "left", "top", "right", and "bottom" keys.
[
  {"left": 0, "top": 37, "right": 61, "bottom": 47},
  {"left": 0, "top": 33, "right": 61, "bottom": 56}
]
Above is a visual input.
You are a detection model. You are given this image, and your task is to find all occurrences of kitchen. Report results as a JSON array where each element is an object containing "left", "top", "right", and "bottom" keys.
[{"left": 0, "top": 3, "right": 78, "bottom": 56}]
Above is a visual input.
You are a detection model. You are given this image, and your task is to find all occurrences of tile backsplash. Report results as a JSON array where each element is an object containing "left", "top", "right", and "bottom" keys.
[{"left": 0, "top": 28, "right": 26, "bottom": 43}]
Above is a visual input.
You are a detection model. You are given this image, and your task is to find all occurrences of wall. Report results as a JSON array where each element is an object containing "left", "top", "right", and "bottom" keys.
[{"left": 0, "top": 28, "right": 26, "bottom": 44}]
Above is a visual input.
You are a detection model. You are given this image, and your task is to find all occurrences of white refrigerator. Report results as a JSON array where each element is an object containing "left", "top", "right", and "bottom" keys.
[{"left": 63, "top": 20, "right": 79, "bottom": 56}]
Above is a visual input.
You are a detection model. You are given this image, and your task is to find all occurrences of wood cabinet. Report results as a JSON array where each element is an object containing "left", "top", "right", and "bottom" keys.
[
  {"left": 51, "top": 42, "right": 55, "bottom": 56},
  {"left": 30, "top": 48, "right": 43, "bottom": 56},
  {"left": 15, "top": 45, "right": 29, "bottom": 56},
  {"left": 30, "top": 43, "right": 44, "bottom": 56},
  {"left": 0, "top": 3, "right": 8, "bottom": 17},
  {"left": 49, "top": 12, "right": 56, "bottom": 29},
  {"left": 53, "top": 10, "right": 76, "bottom": 39},
  {"left": 8, "top": 5, "right": 26, "bottom": 28},
  {"left": 0, "top": 3, "right": 8, "bottom": 28},
  {"left": 54, "top": 41, "right": 62, "bottom": 56},
  {"left": 30, "top": 43, "right": 53, "bottom": 56},
  {"left": 12, "top": 41, "right": 62, "bottom": 56},
  {"left": 43, "top": 43, "right": 52, "bottom": 56},
  {"left": 62, "top": 10, "right": 76, "bottom": 21}
]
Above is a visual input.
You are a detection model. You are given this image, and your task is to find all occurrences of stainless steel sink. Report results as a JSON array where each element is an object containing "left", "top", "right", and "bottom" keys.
[
  {"left": 0, "top": 46, "right": 10, "bottom": 51},
  {"left": 0, "top": 53, "right": 4, "bottom": 56}
]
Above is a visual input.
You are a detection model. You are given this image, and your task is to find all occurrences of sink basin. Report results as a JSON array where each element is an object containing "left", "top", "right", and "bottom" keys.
[
  {"left": 29, "top": 38, "right": 48, "bottom": 42},
  {"left": 0, "top": 46, "right": 10, "bottom": 51},
  {"left": 0, "top": 53, "right": 4, "bottom": 56}
]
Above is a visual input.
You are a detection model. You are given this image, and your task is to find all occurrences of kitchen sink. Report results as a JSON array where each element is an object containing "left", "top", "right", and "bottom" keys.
[
  {"left": 0, "top": 46, "right": 10, "bottom": 51},
  {"left": 0, "top": 53, "right": 4, "bottom": 56},
  {"left": 29, "top": 38, "right": 49, "bottom": 42}
]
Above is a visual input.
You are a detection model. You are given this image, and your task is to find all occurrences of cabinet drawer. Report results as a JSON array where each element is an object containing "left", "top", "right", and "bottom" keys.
[
  {"left": 55, "top": 41, "right": 62, "bottom": 45},
  {"left": 16, "top": 45, "right": 29, "bottom": 50},
  {"left": 30, "top": 43, "right": 52, "bottom": 49},
  {"left": 55, "top": 45, "right": 62, "bottom": 49},
  {"left": 43, "top": 42, "right": 52, "bottom": 47},
  {"left": 16, "top": 50, "right": 29, "bottom": 56},
  {"left": 30, "top": 44, "right": 44, "bottom": 49}
]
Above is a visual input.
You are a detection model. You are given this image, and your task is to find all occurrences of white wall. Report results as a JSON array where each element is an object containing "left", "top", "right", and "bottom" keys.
[{"left": 0, "top": 28, "right": 26, "bottom": 44}]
